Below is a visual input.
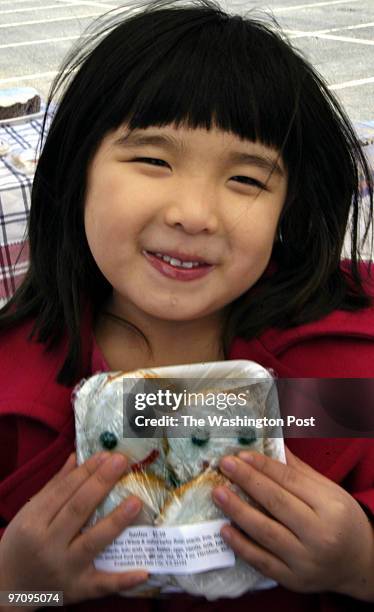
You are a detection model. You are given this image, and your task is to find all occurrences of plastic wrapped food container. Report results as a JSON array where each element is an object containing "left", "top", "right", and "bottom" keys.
[{"left": 73, "top": 360, "right": 285, "bottom": 600}]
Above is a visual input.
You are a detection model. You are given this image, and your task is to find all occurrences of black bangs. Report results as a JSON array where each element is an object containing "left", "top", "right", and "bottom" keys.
[
  {"left": 121, "top": 13, "right": 298, "bottom": 151},
  {"left": 68, "top": 2, "right": 300, "bottom": 153}
]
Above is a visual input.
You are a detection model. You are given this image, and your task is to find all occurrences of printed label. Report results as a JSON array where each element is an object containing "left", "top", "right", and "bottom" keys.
[{"left": 94, "top": 520, "right": 235, "bottom": 574}]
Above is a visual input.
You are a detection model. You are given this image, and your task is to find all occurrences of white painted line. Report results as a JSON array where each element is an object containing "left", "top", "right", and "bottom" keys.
[
  {"left": 284, "top": 29, "right": 311, "bottom": 37},
  {"left": 56, "top": 0, "right": 119, "bottom": 8},
  {"left": 0, "top": 13, "right": 102, "bottom": 28},
  {"left": 318, "top": 34, "right": 374, "bottom": 45},
  {"left": 287, "top": 22, "right": 374, "bottom": 39},
  {"left": 273, "top": 0, "right": 362, "bottom": 12},
  {"left": 0, "top": 35, "right": 80, "bottom": 50},
  {"left": 0, "top": 0, "right": 47, "bottom": 4},
  {"left": 0, "top": 71, "right": 61, "bottom": 84},
  {"left": 325, "top": 21, "right": 374, "bottom": 34},
  {"left": 0, "top": 3, "right": 75, "bottom": 15},
  {"left": 329, "top": 76, "right": 374, "bottom": 91}
]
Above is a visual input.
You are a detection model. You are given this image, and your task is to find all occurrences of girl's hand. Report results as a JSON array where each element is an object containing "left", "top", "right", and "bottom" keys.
[
  {"left": 0, "top": 452, "right": 148, "bottom": 608},
  {"left": 212, "top": 447, "right": 374, "bottom": 601}
]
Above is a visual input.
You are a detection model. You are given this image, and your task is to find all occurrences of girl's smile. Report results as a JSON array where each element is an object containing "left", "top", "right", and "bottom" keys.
[
  {"left": 142, "top": 249, "right": 215, "bottom": 281},
  {"left": 84, "top": 123, "right": 287, "bottom": 331}
]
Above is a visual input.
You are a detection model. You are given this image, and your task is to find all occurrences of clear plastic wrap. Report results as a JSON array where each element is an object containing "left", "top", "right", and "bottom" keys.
[{"left": 73, "top": 360, "right": 285, "bottom": 600}]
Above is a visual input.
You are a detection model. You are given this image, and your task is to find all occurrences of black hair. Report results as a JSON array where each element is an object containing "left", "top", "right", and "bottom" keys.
[{"left": 1, "top": 0, "right": 373, "bottom": 385}]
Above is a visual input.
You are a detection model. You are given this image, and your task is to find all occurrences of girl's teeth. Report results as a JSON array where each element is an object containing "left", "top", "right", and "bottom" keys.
[{"left": 154, "top": 252, "right": 201, "bottom": 268}]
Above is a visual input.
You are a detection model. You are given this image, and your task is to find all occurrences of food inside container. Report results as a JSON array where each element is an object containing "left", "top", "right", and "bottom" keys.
[{"left": 73, "top": 360, "right": 285, "bottom": 600}]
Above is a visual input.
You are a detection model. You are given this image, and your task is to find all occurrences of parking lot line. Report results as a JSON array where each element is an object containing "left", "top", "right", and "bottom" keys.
[
  {"left": 287, "top": 22, "right": 374, "bottom": 39},
  {"left": 1, "top": 0, "right": 48, "bottom": 4},
  {"left": 0, "top": 36, "right": 81, "bottom": 50},
  {"left": 0, "top": 3, "right": 76, "bottom": 15},
  {"left": 56, "top": 0, "right": 121, "bottom": 8},
  {"left": 273, "top": 0, "right": 362, "bottom": 12},
  {"left": 0, "top": 71, "right": 62, "bottom": 84},
  {"left": 330, "top": 76, "right": 374, "bottom": 91},
  {"left": 0, "top": 13, "right": 103, "bottom": 28},
  {"left": 311, "top": 34, "right": 374, "bottom": 46}
]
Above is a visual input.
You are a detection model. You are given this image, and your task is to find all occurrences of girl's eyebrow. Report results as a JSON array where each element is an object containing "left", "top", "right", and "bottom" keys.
[{"left": 113, "top": 132, "right": 284, "bottom": 177}]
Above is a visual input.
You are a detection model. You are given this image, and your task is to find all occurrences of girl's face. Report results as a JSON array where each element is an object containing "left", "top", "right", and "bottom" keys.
[{"left": 84, "top": 123, "right": 287, "bottom": 323}]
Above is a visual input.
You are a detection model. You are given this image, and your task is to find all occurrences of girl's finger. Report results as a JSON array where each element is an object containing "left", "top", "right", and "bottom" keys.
[
  {"left": 212, "top": 485, "right": 306, "bottom": 563},
  {"left": 220, "top": 524, "right": 293, "bottom": 586},
  {"left": 68, "top": 495, "right": 143, "bottom": 565},
  {"left": 235, "top": 451, "right": 327, "bottom": 509},
  {"left": 30, "top": 451, "right": 111, "bottom": 523},
  {"left": 56, "top": 452, "right": 77, "bottom": 479},
  {"left": 83, "top": 564, "right": 149, "bottom": 600},
  {"left": 218, "top": 456, "right": 316, "bottom": 536},
  {"left": 49, "top": 453, "right": 131, "bottom": 543}
]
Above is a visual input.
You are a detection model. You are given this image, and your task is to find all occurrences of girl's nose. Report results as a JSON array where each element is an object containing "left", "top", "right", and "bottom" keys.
[{"left": 163, "top": 190, "right": 219, "bottom": 234}]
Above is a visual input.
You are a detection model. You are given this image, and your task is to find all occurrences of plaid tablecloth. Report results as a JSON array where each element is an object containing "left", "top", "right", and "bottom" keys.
[
  {"left": 0, "top": 123, "right": 36, "bottom": 307},
  {"left": 0, "top": 118, "right": 373, "bottom": 308},
  {"left": 0, "top": 114, "right": 49, "bottom": 307}
]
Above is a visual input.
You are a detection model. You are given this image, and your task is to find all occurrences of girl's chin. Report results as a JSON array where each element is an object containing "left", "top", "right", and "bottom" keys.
[
  {"left": 137, "top": 299, "right": 220, "bottom": 321},
  {"left": 143, "top": 307, "right": 212, "bottom": 321},
  {"left": 110, "top": 290, "right": 222, "bottom": 322}
]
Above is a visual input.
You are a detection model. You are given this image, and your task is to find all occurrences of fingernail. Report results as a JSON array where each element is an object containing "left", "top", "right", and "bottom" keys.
[
  {"left": 238, "top": 452, "right": 255, "bottom": 464},
  {"left": 111, "top": 454, "right": 127, "bottom": 470},
  {"left": 96, "top": 452, "right": 111, "bottom": 465},
  {"left": 213, "top": 487, "right": 228, "bottom": 505},
  {"left": 220, "top": 457, "right": 236, "bottom": 473},
  {"left": 122, "top": 497, "right": 141, "bottom": 516}
]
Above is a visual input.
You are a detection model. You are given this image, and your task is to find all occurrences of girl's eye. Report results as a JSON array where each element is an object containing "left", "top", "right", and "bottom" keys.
[
  {"left": 132, "top": 161, "right": 265, "bottom": 188},
  {"left": 231, "top": 176, "right": 265, "bottom": 189},
  {"left": 134, "top": 157, "right": 169, "bottom": 167}
]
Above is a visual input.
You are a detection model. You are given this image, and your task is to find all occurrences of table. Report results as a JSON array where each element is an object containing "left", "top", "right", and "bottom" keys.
[{"left": 0, "top": 118, "right": 373, "bottom": 308}]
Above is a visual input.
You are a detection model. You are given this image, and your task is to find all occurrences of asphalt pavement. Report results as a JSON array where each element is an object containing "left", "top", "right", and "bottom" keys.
[{"left": 1, "top": 0, "right": 374, "bottom": 120}]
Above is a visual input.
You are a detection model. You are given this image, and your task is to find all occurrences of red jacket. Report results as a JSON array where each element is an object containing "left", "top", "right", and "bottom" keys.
[{"left": 1, "top": 289, "right": 374, "bottom": 611}]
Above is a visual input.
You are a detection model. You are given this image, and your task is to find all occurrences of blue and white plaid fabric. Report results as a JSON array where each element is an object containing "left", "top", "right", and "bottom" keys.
[{"left": 0, "top": 114, "right": 48, "bottom": 307}]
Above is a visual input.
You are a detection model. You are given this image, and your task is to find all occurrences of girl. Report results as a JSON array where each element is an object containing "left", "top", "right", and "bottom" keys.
[{"left": 0, "top": 1, "right": 373, "bottom": 610}]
